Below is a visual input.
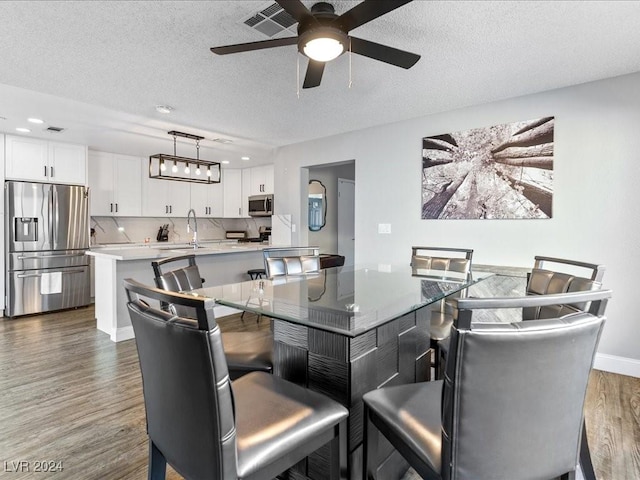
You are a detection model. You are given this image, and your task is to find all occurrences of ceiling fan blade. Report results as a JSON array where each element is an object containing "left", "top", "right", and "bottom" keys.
[
  {"left": 349, "top": 36, "right": 420, "bottom": 69},
  {"left": 334, "top": 0, "right": 413, "bottom": 32},
  {"left": 303, "top": 60, "right": 325, "bottom": 89},
  {"left": 210, "top": 37, "right": 298, "bottom": 55},
  {"left": 276, "top": 0, "right": 317, "bottom": 24}
]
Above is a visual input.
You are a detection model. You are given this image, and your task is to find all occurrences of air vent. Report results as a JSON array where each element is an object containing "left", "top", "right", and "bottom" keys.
[
  {"left": 242, "top": 2, "right": 297, "bottom": 38},
  {"left": 46, "top": 126, "right": 65, "bottom": 133}
]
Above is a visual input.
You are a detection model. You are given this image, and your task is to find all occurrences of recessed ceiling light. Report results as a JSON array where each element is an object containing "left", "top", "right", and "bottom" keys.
[
  {"left": 16, "top": 127, "right": 31, "bottom": 133},
  {"left": 241, "top": 156, "right": 250, "bottom": 161},
  {"left": 27, "top": 117, "right": 44, "bottom": 124},
  {"left": 221, "top": 160, "right": 230, "bottom": 164},
  {"left": 155, "top": 105, "right": 173, "bottom": 114}
]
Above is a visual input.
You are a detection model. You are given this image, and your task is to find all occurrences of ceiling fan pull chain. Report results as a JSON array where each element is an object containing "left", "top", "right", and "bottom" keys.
[
  {"left": 349, "top": 38, "right": 353, "bottom": 89},
  {"left": 296, "top": 54, "right": 300, "bottom": 98}
]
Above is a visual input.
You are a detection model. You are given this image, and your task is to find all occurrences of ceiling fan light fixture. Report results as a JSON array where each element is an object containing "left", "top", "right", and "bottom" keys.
[
  {"left": 304, "top": 37, "right": 343, "bottom": 62},
  {"left": 299, "top": 26, "right": 348, "bottom": 63}
]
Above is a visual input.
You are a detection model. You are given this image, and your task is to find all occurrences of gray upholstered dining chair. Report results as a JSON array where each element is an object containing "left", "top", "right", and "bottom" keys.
[
  {"left": 123, "top": 278, "right": 348, "bottom": 480},
  {"left": 437, "top": 255, "right": 606, "bottom": 373},
  {"left": 151, "top": 254, "right": 273, "bottom": 380},
  {"left": 410, "top": 246, "right": 473, "bottom": 379},
  {"left": 435, "top": 255, "right": 606, "bottom": 479},
  {"left": 524, "top": 255, "right": 605, "bottom": 319},
  {"left": 363, "top": 288, "right": 611, "bottom": 480},
  {"left": 263, "top": 246, "right": 321, "bottom": 278}
]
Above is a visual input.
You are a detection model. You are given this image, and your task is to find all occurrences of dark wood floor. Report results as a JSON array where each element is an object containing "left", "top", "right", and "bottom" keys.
[{"left": 0, "top": 306, "right": 638, "bottom": 479}]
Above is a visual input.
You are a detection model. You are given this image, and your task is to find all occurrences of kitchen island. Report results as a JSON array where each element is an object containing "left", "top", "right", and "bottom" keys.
[{"left": 87, "top": 242, "right": 275, "bottom": 342}]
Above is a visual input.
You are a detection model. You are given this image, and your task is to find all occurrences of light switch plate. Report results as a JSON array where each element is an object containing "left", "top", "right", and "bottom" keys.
[{"left": 378, "top": 223, "right": 391, "bottom": 234}]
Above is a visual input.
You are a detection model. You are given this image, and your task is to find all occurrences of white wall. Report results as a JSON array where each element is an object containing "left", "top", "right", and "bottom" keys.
[{"left": 274, "top": 71, "right": 640, "bottom": 376}]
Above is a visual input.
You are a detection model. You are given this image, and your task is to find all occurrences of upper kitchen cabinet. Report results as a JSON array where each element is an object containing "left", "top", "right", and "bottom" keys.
[
  {"left": 141, "top": 170, "right": 191, "bottom": 217},
  {"left": 5, "top": 135, "right": 87, "bottom": 185},
  {"left": 223, "top": 169, "right": 247, "bottom": 218},
  {"left": 247, "top": 164, "right": 274, "bottom": 195},
  {"left": 190, "top": 180, "right": 223, "bottom": 218},
  {"left": 88, "top": 151, "right": 142, "bottom": 216}
]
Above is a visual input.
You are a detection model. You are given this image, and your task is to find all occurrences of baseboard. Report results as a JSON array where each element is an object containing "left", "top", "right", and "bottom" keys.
[
  {"left": 594, "top": 353, "right": 640, "bottom": 378},
  {"left": 113, "top": 326, "right": 135, "bottom": 342}
]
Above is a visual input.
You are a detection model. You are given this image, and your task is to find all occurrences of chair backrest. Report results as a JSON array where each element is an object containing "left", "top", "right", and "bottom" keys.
[
  {"left": 525, "top": 256, "right": 605, "bottom": 320},
  {"left": 263, "top": 246, "right": 321, "bottom": 278},
  {"left": 410, "top": 246, "right": 473, "bottom": 275},
  {"left": 443, "top": 289, "right": 610, "bottom": 480},
  {"left": 123, "top": 278, "right": 238, "bottom": 480},
  {"left": 151, "top": 254, "right": 203, "bottom": 317}
]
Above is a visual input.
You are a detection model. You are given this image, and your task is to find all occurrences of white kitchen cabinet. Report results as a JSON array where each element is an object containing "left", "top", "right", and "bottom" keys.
[
  {"left": 142, "top": 173, "right": 191, "bottom": 217},
  {"left": 223, "top": 169, "right": 245, "bottom": 217},
  {"left": 88, "top": 151, "right": 142, "bottom": 216},
  {"left": 247, "top": 164, "right": 274, "bottom": 195},
  {"left": 190, "top": 181, "right": 224, "bottom": 218},
  {"left": 5, "top": 135, "right": 87, "bottom": 185}
]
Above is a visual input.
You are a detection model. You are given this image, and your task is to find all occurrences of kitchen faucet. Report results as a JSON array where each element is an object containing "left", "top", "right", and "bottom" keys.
[{"left": 187, "top": 208, "right": 198, "bottom": 249}]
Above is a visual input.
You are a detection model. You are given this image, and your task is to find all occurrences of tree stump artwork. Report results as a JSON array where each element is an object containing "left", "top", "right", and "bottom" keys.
[{"left": 421, "top": 117, "right": 554, "bottom": 219}]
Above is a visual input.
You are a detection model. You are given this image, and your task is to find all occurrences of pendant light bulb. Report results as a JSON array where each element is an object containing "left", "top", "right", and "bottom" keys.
[
  {"left": 160, "top": 160, "right": 166, "bottom": 172},
  {"left": 207, "top": 166, "right": 212, "bottom": 177},
  {"left": 195, "top": 166, "right": 201, "bottom": 176},
  {"left": 172, "top": 161, "right": 178, "bottom": 173},
  {"left": 184, "top": 163, "right": 190, "bottom": 174}
]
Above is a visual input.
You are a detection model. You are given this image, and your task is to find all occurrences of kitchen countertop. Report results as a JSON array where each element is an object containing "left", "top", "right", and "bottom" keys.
[{"left": 86, "top": 241, "right": 279, "bottom": 261}]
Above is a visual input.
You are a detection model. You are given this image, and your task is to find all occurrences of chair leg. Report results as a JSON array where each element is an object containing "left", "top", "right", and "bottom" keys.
[
  {"left": 363, "top": 406, "right": 378, "bottom": 480},
  {"left": 329, "top": 420, "right": 348, "bottom": 480},
  {"left": 580, "top": 419, "right": 597, "bottom": 480},
  {"left": 433, "top": 345, "right": 441, "bottom": 380},
  {"left": 148, "top": 440, "right": 166, "bottom": 480}
]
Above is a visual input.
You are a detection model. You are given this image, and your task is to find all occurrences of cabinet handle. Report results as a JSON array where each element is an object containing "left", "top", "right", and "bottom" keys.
[
  {"left": 165, "top": 206, "right": 168, "bottom": 214},
  {"left": 44, "top": 166, "right": 48, "bottom": 177},
  {"left": 50, "top": 166, "right": 54, "bottom": 178},
  {"left": 115, "top": 203, "right": 118, "bottom": 213},
  {"left": 239, "top": 207, "right": 241, "bottom": 216},
  {"left": 169, "top": 205, "right": 172, "bottom": 214},
  {"left": 110, "top": 203, "right": 113, "bottom": 213}
]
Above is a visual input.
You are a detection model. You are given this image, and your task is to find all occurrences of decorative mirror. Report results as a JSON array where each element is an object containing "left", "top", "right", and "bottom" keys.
[{"left": 308, "top": 180, "right": 327, "bottom": 231}]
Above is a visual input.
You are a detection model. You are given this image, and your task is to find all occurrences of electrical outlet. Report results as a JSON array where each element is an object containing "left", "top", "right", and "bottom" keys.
[{"left": 378, "top": 223, "right": 391, "bottom": 234}]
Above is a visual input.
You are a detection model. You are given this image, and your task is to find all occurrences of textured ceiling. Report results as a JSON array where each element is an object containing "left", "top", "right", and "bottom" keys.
[{"left": 1, "top": 1, "right": 640, "bottom": 167}]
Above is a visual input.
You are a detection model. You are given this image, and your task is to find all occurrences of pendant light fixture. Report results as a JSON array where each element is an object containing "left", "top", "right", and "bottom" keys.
[{"left": 149, "top": 131, "right": 221, "bottom": 184}]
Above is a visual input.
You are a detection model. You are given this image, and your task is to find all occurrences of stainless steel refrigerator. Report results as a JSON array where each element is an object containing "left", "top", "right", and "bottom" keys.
[{"left": 5, "top": 181, "right": 90, "bottom": 317}]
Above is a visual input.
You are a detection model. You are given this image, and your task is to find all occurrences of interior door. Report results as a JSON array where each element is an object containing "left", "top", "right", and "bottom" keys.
[{"left": 338, "top": 178, "right": 355, "bottom": 266}]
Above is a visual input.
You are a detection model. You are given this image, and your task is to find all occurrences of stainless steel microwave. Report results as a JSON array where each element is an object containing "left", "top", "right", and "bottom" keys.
[{"left": 248, "top": 194, "right": 273, "bottom": 216}]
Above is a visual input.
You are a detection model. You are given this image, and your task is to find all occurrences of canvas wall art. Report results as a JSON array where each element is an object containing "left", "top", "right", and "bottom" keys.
[{"left": 421, "top": 116, "right": 554, "bottom": 219}]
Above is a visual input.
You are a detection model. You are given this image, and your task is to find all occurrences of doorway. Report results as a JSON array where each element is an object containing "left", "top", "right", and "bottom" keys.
[
  {"left": 338, "top": 178, "right": 355, "bottom": 266},
  {"left": 307, "top": 161, "right": 355, "bottom": 264}
]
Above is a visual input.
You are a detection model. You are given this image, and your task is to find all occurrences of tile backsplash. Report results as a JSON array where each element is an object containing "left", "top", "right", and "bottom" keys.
[{"left": 91, "top": 216, "right": 271, "bottom": 245}]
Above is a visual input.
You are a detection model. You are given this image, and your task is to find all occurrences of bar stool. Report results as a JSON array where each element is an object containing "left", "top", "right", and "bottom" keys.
[
  {"left": 242, "top": 268, "right": 266, "bottom": 321},
  {"left": 247, "top": 268, "right": 266, "bottom": 280}
]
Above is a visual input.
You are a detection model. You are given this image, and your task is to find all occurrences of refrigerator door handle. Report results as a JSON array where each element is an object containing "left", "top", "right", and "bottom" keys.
[{"left": 52, "top": 187, "right": 56, "bottom": 244}]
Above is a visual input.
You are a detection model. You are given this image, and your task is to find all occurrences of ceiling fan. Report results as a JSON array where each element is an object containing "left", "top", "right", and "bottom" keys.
[{"left": 210, "top": 0, "right": 421, "bottom": 88}]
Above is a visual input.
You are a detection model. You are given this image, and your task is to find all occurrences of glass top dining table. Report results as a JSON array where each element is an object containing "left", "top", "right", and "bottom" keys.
[{"left": 188, "top": 264, "right": 494, "bottom": 337}]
